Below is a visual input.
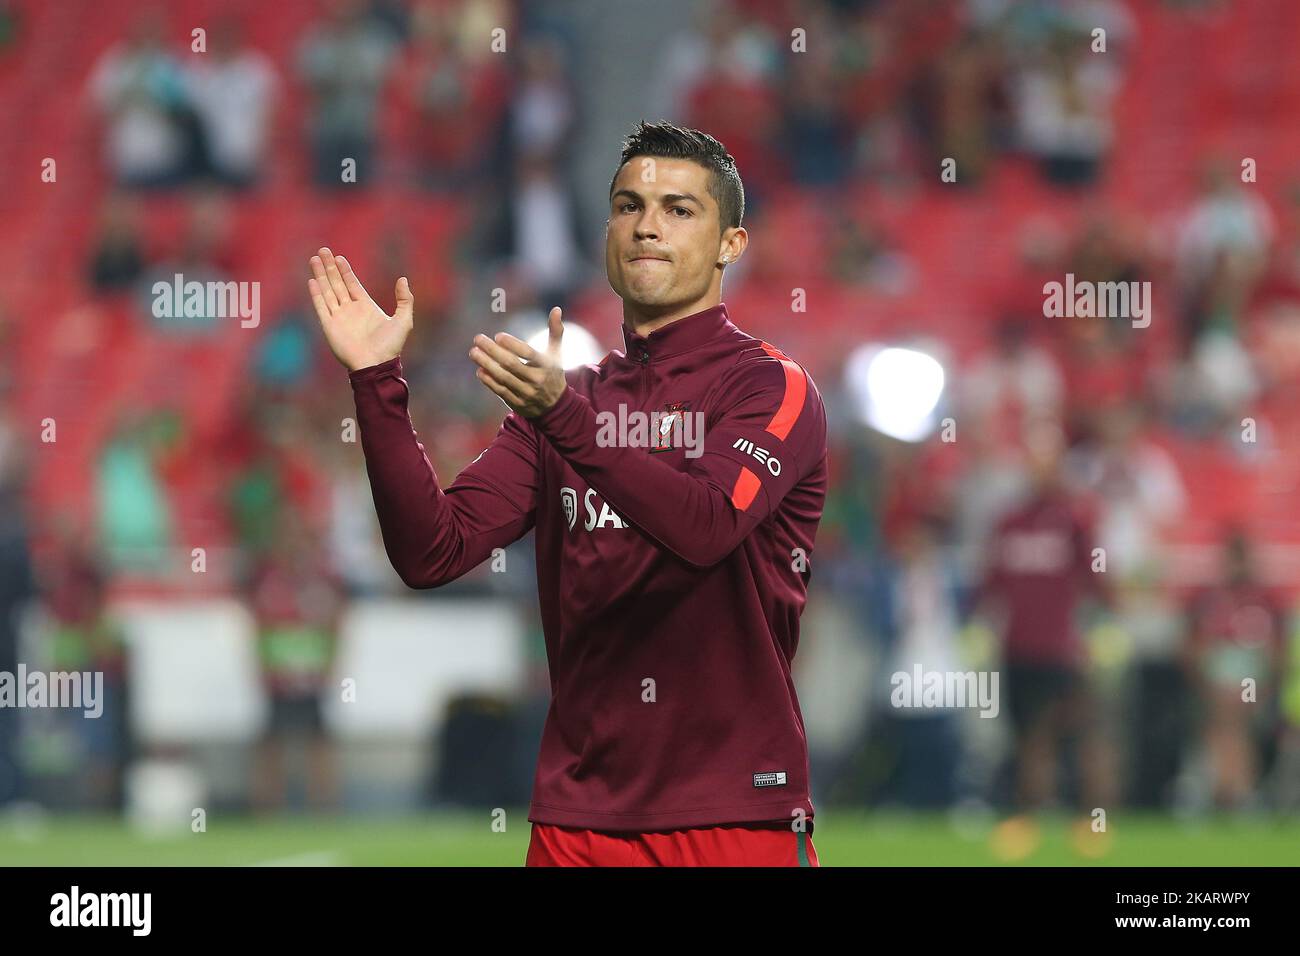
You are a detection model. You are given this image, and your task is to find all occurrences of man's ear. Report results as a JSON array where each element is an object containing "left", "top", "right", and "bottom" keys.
[
  {"left": 718, "top": 226, "right": 748, "bottom": 266},
  {"left": 722, "top": 227, "right": 754, "bottom": 264}
]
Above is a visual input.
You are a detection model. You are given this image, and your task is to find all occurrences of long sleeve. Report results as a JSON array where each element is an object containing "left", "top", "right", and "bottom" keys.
[
  {"left": 531, "top": 352, "right": 826, "bottom": 569},
  {"left": 349, "top": 357, "right": 540, "bottom": 588}
]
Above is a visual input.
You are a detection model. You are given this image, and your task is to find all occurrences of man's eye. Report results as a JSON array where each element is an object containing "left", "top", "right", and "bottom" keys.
[
  {"left": 671, "top": 206, "right": 691, "bottom": 217},
  {"left": 619, "top": 202, "right": 637, "bottom": 212}
]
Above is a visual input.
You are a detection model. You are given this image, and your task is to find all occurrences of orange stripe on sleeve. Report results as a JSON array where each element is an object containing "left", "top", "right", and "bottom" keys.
[
  {"left": 730, "top": 466, "right": 762, "bottom": 511},
  {"left": 759, "top": 342, "right": 807, "bottom": 442}
]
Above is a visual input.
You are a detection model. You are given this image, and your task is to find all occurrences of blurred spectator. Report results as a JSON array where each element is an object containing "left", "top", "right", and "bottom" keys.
[
  {"left": 87, "top": 194, "right": 145, "bottom": 293},
  {"left": 1013, "top": 26, "right": 1122, "bottom": 187},
  {"left": 952, "top": 430, "right": 1035, "bottom": 585},
  {"left": 496, "top": 151, "right": 585, "bottom": 309},
  {"left": 1177, "top": 164, "right": 1276, "bottom": 280},
  {"left": 1176, "top": 163, "right": 1276, "bottom": 347},
  {"left": 388, "top": 1, "right": 510, "bottom": 191},
  {"left": 88, "top": 14, "right": 202, "bottom": 188},
  {"left": 1053, "top": 317, "right": 1147, "bottom": 438},
  {"left": 0, "top": 442, "right": 35, "bottom": 807},
  {"left": 779, "top": 36, "right": 855, "bottom": 189},
  {"left": 1183, "top": 530, "right": 1286, "bottom": 811},
  {"left": 298, "top": 0, "right": 397, "bottom": 188},
  {"left": 373, "top": 232, "right": 456, "bottom": 346},
  {"left": 1068, "top": 216, "right": 1149, "bottom": 313},
  {"left": 877, "top": 513, "right": 965, "bottom": 808},
  {"left": 827, "top": 208, "right": 916, "bottom": 294},
  {"left": 1065, "top": 403, "right": 1186, "bottom": 580},
  {"left": 925, "top": 28, "right": 1007, "bottom": 187},
  {"left": 34, "top": 523, "right": 130, "bottom": 811},
  {"left": 249, "top": 510, "right": 342, "bottom": 813},
  {"left": 1121, "top": 569, "right": 1194, "bottom": 809},
  {"left": 962, "top": 318, "right": 1065, "bottom": 453},
  {"left": 252, "top": 311, "right": 316, "bottom": 394},
  {"left": 187, "top": 20, "right": 278, "bottom": 189},
  {"left": 654, "top": 0, "right": 776, "bottom": 123},
  {"left": 1280, "top": 614, "right": 1300, "bottom": 812},
  {"left": 973, "top": 422, "right": 1114, "bottom": 817},
  {"left": 140, "top": 193, "right": 238, "bottom": 335},
  {"left": 225, "top": 397, "right": 331, "bottom": 570},
  {"left": 683, "top": 8, "right": 782, "bottom": 204},
  {"left": 988, "top": 216, "right": 1071, "bottom": 326},
  {"left": 321, "top": 441, "right": 394, "bottom": 597},
  {"left": 95, "top": 409, "right": 178, "bottom": 575},
  {"left": 507, "top": 36, "right": 574, "bottom": 162}
]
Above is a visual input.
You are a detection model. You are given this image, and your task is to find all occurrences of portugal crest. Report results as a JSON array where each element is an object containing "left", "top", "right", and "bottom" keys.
[{"left": 651, "top": 401, "right": 691, "bottom": 454}]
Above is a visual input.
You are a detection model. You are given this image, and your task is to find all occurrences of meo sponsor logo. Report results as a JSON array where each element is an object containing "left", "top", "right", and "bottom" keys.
[{"left": 732, "top": 438, "right": 781, "bottom": 476}]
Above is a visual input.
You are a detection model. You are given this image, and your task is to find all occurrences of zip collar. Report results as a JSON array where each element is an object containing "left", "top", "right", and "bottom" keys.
[{"left": 619, "top": 303, "right": 733, "bottom": 363}]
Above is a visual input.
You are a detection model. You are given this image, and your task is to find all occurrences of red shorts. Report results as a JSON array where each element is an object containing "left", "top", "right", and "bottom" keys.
[{"left": 526, "top": 822, "right": 820, "bottom": 867}]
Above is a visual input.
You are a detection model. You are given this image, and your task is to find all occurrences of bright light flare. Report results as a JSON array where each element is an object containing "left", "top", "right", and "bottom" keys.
[
  {"left": 527, "top": 321, "right": 602, "bottom": 370},
  {"left": 845, "top": 344, "right": 946, "bottom": 442}
]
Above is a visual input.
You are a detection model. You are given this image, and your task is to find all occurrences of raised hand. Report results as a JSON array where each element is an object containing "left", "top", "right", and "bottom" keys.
[
  {"left": 470, "top": 306, "right": 569, "bottom": 419},
  {"left": 308, "top": 247, "right": 413, "bottom": 372}
]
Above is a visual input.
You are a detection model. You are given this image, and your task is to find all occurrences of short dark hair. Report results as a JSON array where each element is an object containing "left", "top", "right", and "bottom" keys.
[{"left": 609, "top": 120, "right": 744, "bottom": 232}]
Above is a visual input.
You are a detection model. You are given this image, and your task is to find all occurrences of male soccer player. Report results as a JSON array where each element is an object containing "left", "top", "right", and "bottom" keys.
[{"left": 307, "top": 121, "right": 827, "bottom": 866}]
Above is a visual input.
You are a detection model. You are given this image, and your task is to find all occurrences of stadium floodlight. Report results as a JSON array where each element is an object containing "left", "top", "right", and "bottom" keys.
[
  {"left": 526, "top": 319, "right": 602, "bottom": 370},
  {"left": 845, "top": 343, "right": 946, "bottom": 443}
]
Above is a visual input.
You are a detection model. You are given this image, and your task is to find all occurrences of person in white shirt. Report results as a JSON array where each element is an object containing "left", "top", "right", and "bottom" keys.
[{"left": 187, "top": 22, "right": 279, "bottom": 188}]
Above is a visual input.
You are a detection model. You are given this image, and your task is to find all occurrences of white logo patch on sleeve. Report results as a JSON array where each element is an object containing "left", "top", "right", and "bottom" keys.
[{"left": 732, "top": 438, "right": 782, "bottom": 476}]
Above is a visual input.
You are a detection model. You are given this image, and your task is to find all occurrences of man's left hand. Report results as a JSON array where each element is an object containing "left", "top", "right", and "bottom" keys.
[{"left": 470, "top": 306, "right": 568, "bottom": 419}]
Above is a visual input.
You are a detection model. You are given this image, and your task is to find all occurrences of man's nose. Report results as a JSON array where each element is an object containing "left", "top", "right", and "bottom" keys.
[{"left": 633, "top": 213, "right": 660, "bottom": 241}]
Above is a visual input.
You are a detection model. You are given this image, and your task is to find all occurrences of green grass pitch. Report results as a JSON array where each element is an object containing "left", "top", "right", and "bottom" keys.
[{"left": 0, "top": 811, "right": 1296, "bottom": 866}]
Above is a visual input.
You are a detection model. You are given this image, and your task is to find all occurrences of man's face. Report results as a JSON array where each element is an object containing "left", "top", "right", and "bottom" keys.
[{"left": 606, "top": 156, "right": 728, "bottom": 311}]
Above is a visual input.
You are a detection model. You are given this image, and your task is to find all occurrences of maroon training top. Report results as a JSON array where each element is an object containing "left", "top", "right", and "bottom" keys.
[
  {"left": 348, "top": 303, "right": 828, "bottom": 832},
  {"left": 978, "top": 489, "right": 1107, "bottom": 667}
]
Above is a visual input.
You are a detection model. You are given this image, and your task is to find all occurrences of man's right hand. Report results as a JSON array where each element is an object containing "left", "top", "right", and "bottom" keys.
[{"left": 308, "top": 247, "right": 414, "bottom": 372}]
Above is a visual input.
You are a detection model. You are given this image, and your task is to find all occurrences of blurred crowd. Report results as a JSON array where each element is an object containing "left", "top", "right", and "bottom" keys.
[{"left": 2, "top": 0, "right": 1298, "bottom": 828}]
